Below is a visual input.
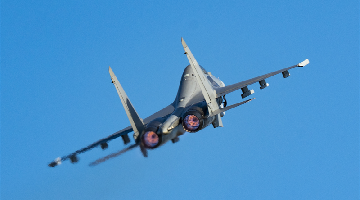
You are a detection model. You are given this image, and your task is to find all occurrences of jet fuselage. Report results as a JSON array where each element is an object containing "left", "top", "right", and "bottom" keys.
[{"left": 141, "top": 65, "right": 225, "bottom": 149}]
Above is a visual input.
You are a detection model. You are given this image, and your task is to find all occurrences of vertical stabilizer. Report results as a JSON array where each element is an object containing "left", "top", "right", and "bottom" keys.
[
  {"left": 181, "top": 38, "right": 219, "bottom": 116},
  {"left": 109, "top": 67, "right": 145, "bottom": 140}
]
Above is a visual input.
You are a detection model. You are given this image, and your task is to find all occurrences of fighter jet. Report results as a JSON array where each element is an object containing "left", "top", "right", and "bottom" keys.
[{"left": 48, "top": 38, "right": 309, "bottom": 167}]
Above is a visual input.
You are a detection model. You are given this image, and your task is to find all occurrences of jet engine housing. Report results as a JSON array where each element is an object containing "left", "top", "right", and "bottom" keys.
[
  {"left": 181, "top": 106, "right": 215, "bottom": 133},
  {"left": 141, "top": 117, "right": 166, "bottom": 149}
]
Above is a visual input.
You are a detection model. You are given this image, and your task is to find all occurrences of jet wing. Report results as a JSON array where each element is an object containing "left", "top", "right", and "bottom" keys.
[
  {"left": 215, "top": 59, "right": 309, "bottom": 98},
  {"left": 48, "top": 103, "right": 175, "bottom": 166}
]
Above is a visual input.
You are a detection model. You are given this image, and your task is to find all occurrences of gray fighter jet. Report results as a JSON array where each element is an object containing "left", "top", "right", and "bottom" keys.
[{"left": 48, "top": 38, "right": 309, "bottom": 167}]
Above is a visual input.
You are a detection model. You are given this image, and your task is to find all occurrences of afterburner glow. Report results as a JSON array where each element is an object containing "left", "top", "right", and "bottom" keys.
[
  {"left": 143, "top": 131, "right": 159, "bottom": 148},
  {"left": 183, "top": 115, "right": 200, "bottom": 131}
]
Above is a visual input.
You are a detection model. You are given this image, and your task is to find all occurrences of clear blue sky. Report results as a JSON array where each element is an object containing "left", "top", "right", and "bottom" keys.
[{"left": 1, "top": 1, "right": 359, "bottom": 199}]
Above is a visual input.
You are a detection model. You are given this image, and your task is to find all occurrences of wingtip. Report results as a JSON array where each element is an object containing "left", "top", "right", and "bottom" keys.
[
  {"left": 108, "top": 66, "right": 115, "bottom": 77},
  {"left": 181, "top": 37, "right": 187, "bottom": 48},
  {"left": 48, "top": 157, "right": 62, "bottom": 167},
  {"left": 298, "top": 59, "right": 309, "bottom": 67}
]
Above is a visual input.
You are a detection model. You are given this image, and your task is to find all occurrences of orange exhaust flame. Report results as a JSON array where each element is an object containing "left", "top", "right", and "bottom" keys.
[
  {"left": 183, "top": 115, "right": 200, "bottom": 131},
  {"left": 143, "top": 131, "right": 159, "bottom": 148}
]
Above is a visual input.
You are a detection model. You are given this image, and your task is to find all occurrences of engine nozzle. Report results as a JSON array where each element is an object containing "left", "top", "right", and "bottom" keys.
[
  {"left": 183, "top": 114, "right": 200, "bottom": 132},
  {"left": 142, "top": 131, "right": 160, "bottom": 148},
  {"left": 181, "top": 106, "right": 205, "bottom": 133}
]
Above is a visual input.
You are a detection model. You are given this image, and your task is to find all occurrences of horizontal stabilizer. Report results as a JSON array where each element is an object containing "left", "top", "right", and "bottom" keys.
[{"left": 210, "top": 98, "right": 255, "bottom": 117}]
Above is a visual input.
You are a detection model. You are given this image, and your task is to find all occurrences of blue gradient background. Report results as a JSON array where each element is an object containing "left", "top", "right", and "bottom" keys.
[{"left": 1, "top": 1, "right": 359, "bottom": 199}]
